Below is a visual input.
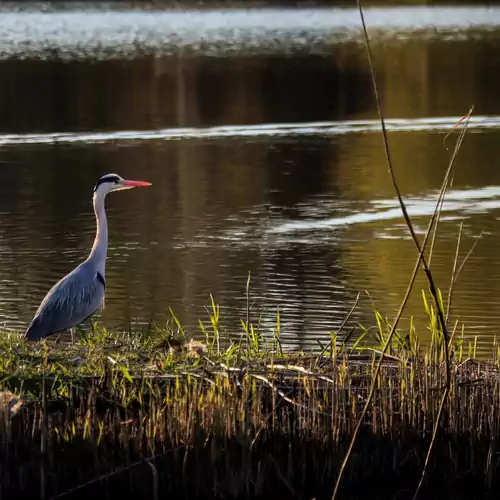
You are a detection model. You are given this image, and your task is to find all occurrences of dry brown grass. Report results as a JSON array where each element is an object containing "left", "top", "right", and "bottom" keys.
[{"left": 0, "top": 319, "right": 499, "bottom": 499}]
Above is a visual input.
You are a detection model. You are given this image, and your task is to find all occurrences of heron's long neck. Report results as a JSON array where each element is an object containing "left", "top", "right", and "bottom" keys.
[{"left": 88, "top": 192, "right": 108, "bottom": 275}]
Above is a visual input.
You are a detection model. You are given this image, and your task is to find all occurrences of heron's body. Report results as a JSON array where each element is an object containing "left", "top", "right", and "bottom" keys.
[
  {"left": 24, "top": 260, "right": 106, "bottom": 341},
  {"left": 24, "top": 173, "right": 151, "bottom": 342}
]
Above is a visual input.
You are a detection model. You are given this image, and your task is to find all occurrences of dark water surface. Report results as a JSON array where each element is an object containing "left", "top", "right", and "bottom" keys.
[{"left": 1, "top": 3, "right": 500, "bottom": 353}]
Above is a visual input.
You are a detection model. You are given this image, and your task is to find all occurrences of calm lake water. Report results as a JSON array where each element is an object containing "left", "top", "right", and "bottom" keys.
[{"left": 1, "top": 3, "right": 500, "bottom": 353}]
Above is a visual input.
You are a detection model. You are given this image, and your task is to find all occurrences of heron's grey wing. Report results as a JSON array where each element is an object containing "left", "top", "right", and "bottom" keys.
[{"left": 25, "top": 267, "right": 105, "bottom": 341}]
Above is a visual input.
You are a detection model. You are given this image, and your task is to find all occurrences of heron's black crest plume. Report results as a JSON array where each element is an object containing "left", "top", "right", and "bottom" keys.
[{"left": 94, "top": 174, "right": 121, "bottom": 192}]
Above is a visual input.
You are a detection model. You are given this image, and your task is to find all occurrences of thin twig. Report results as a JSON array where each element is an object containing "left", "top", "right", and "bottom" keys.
[
  {"left": 447, "top": 319, "right": 460, "bottom": 353},
  {"left": 344, "top": 326, "right": 358, "bottom": 351},
  {"left": 41, "top": 345, "right": 48, "bottom": 500},
  {"left": 428, "top": 176, "right": 451, "bottom": 268},
  {"left": 411, "top": 59, "right": 475, "bottom": 500},
  {"left": 50, "top": 450, "right": 180, "bottom": 499},
  {"left": 411, "top": 389, "right": 448, "bottom": 500},
  {"left": 251, "top": 373, "right": 304, "bottom": 408},
  {"left": 319, "top": 292, "right": 360, "bottom": 359},
  {"left": 147, "top": 461, "right": 159, "bottom": 500},
  {"left": 269, "top": 456, "right": 300, "bottom": 498},
  {"left": 455, "top": 231, "right": 484, "bottom": 281},
  {"left": 446, "top": 231, "right": 483, "bottom": 352},
  {"left": 246, "top": 271, "right": 251, "bottom": 331},
  {"left": 446, "top": 222, "right": 463, "bottom": 325},
  {"left": 269, "top": 364, "right": 336, "bottom": 384},
  {"left": 443, "top": 112, "right": 470, "bottom": 148},
  {"left": 429, "top": 110, "right": 473, "bottom": 266}
]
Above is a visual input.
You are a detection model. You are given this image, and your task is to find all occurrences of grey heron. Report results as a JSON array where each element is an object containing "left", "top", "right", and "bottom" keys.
[{"left": 24, "top": 173, "right": 152, "bottom": 342}]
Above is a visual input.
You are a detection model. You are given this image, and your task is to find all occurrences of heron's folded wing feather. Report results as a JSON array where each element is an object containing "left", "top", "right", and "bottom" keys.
[{"left": 31, "top": 269, "right": 105, "bottom": 336}]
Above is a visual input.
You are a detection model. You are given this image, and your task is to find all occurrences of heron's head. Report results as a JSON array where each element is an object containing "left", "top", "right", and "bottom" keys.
[{"left": 93, "top": 173, "right": 152, "bottom": 197}]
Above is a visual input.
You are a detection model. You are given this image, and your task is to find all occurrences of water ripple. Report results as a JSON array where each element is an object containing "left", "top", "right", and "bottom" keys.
[
  {"left": 0, "top": 115, "right": 496, "bottom": 146},
  {"left": 268, "top": 186, "right": 500, "bottom": 235}
]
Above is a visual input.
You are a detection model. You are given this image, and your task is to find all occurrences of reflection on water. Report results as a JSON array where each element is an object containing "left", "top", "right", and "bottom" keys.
[
  {"left": 1, "top": 5, "right": 500, "bottom": 354},
  {"left": 2, "top": 5, "right": 500, "bottom": 60}
]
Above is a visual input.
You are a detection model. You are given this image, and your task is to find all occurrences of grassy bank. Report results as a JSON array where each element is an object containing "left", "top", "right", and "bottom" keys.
[
  {"left": 0, "top": 4, "right": 484, "bottom": 499},
  {"left": 1, "top": 296, "right": 499, "bottom": 500}
]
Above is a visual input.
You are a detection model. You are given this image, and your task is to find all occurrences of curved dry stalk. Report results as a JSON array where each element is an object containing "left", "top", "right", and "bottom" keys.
[
  {"left": 350, "top": 9, "right": 453, "bottom": 385},
  {"left": 331, "top": 2, "right": 472, "bottom": 499}
]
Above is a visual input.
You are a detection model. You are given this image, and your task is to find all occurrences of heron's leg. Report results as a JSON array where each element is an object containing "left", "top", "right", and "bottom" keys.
[
  {"left": 82, "top": 320, "right": 94, "bottom": 341},
  {"left": 70, "top": 327, "right": 76, "bottom": 345},
  {"left": 80, "top": 326, "right": 89, "bottom": 341},
  {"left": 75, "top": 324, "right": 88, "bottom": 342}
]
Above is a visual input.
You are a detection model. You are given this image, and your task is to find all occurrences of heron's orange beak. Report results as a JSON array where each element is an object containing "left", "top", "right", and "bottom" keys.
[{"left": 122, "top": 180, "right": 152, "bottom": 187}]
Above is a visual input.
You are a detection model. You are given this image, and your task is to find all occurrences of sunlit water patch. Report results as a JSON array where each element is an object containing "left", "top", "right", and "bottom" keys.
[
  {"left": 0, "top": 123, "right": 499, "bottom": 355},
  {"left": 268, "top": 186, "right": 500, "bottom": 236},
  {"left": 2, "top": 5, "right": 500, "bottom": 60}
]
